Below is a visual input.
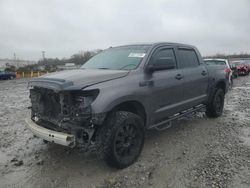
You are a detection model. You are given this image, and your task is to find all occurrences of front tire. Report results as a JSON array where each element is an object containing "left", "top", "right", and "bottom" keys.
[
  {"left": 97, "top": 111, "right": 145, "bottom": 169},
  {"left": 206, "top": 88, "right": 225, "bottom": 118}
]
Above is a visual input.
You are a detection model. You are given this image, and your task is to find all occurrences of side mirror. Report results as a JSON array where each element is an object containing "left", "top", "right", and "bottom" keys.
[{"left": 147, "top": 57, "right": 175, "bottom": 72}]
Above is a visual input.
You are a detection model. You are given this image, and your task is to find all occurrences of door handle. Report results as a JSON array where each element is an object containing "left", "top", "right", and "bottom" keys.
[
  {"left": 175, "top": 74, "right": 183, "bottom": 80},
  {"left": 201, "top": 71, "right": 207, "bottom": 76}
]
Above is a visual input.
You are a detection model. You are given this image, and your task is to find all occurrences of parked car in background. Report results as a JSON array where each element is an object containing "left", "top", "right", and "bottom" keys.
[
  {"left": 204, "top": 59, "right": 233, "bottom": 85},
  {"left": 231, "top": 61, "right": 250, "bottom": 76},
  {"left": 243, "top": 60, "right": 250, "bottom": 72},
  {"left": 0, "top": 70, "right": 16, "bottom": 80}
]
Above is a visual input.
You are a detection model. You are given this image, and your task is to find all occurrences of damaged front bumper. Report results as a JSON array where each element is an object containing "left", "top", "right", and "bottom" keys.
[
  {"left": 25, "top": 118, "right": 75, "bottom": 147},
  {"left": 27, "top": 86, "right": 106, "bottom": 150}
]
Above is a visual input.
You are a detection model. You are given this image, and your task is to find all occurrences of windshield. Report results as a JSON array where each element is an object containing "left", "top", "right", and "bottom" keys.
[
  {"left": 204, "top": 60, "right": 226, "bottom": 66},
  {"left": 81, "top": 46, "right": 148, "bottom": 70}
]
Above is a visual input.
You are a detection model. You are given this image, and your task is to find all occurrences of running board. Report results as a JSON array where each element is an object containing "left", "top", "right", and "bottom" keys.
[{"left": 151, "top": 104, "right": 206, "bottom": 131}]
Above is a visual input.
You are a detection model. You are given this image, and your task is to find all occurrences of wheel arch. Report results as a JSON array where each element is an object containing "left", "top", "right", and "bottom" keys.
[
  {"left": 105, "top": 100, "right": 147, "bottom": 126},
  {"left": 206, "top": 79, "right": 227, "bottom": 105},
  {"left": 215, "top": 80, "right": 226, "bottom": 93}
]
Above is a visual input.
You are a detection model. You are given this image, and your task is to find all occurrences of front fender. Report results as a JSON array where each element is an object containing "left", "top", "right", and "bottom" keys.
[{"left": 91, "top": 94, "right": 148, "bottom": 114}]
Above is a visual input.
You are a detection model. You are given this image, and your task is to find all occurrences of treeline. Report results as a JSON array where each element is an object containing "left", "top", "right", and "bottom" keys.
[
  {"left": 204, "top": 52, "right": 250, "bottom": 59},
  {"left": 16, "top": 50, "right": 101, "bottom": 72},
  {"left": 37, "top": 51, "right": 96, "bottom": 66},
  {"left": 5, "top": 51, "right": 250, "bottom": 72}
]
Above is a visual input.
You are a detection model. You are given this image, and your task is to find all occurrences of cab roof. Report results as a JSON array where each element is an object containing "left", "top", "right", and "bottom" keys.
[{"left": 113, "top": 42, "right": 196, "bottom": 49}]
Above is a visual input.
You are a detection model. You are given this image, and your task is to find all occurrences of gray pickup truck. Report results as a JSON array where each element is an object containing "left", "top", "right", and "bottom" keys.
[{"left": 26, "top": 42, "right": 229, "bottom": 168}]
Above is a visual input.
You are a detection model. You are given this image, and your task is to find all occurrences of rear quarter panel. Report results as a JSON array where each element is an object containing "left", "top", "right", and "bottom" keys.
[{"left": 205, "top": 64, "right": 229, "bottom": 99}]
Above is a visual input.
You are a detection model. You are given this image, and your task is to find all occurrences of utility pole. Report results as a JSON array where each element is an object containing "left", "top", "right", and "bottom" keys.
[
  {"left": 13, "top": 52, "right": 16, "bottom": 60},
  {"left": 42, "top": 51, "right": 45, "bottom": 60}
]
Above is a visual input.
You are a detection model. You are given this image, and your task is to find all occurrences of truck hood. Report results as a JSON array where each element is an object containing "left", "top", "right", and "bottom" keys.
[{"left": 28, "top": 69, "right": 129, "bottom": 91}]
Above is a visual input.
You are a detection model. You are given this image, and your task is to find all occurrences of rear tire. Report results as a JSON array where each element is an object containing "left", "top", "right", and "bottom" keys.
[
  {"left": 97, "top": 111, "right": 145, "bottom": 169},
  {"left": 206, "top": 88, "right": 225, "bottom": 118}
]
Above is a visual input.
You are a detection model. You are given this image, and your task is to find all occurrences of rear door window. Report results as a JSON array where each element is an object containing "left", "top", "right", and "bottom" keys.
[{"left": 178, "top": 49, "right": 200, "bottom": 68}]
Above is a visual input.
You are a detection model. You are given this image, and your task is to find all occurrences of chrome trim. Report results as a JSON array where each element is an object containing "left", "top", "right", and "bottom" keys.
[{"left": 25, "top": 118, "right": 75, "bottom": 147}]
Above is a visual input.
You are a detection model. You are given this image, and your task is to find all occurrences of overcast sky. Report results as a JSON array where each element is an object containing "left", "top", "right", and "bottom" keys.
[{"left": 0, "top": 0, "right": 249, "bottom": 60}]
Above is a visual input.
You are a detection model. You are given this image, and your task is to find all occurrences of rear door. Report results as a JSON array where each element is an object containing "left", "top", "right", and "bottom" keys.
[
  {"left": 176, "top": 47, "right": 208, "bottom": 109},
  {"left": 146, "top": 46, "right": 184, "bottom": 123}
]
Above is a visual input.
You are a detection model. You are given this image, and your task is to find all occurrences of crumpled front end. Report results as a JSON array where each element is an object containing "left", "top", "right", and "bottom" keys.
[{"left": 29, "top": 86, "right": 105, "bottom": 150}]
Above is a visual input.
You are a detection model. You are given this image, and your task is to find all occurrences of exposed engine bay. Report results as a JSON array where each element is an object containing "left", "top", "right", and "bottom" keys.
[{"left": 29, "top": 87, "right": 105, "bottom": 150}]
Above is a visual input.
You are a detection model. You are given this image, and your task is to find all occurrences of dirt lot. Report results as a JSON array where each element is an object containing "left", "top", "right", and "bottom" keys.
[{"left": 0, "top": 76, "right": 250, "bottom": 188}]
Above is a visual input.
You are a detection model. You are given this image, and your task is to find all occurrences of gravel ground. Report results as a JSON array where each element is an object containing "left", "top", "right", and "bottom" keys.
[{"left": 0, "top": 76, "right": 249, "bottom": 188}]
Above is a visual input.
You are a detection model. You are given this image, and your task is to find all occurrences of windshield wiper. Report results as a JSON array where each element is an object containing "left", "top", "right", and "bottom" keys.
[
  {"left": 119, "top": 64, "right": 136, "bottom": 70},
  {"left": 98, "top": 67, "right": 111, "bottom": 70}
]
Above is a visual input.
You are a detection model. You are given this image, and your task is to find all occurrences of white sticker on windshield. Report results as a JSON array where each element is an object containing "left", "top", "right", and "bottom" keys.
[{"left": 128, "top": 53, "right": 146, "bottom": 58}]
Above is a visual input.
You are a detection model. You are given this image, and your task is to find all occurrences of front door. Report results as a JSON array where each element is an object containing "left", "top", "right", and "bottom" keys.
[{"left": 145, "top": 47, "right": 184, "bottom": 124}]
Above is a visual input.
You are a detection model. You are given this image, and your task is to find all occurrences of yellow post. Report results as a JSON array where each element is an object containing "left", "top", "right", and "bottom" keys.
[
  {"left": 38, "top": 71, "right": 40, "bottom": 77},
  {"left": 22, "top": 72, "right": 24, "bottom": 78},
  {"left": 31, "top": 71, "right": 33, "bottom": 78}
]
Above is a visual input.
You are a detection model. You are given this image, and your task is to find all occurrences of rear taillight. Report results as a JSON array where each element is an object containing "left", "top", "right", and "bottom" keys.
[{"left": 224, "top": 68, "right": 231, "bottom": 74}]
